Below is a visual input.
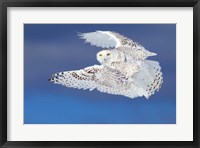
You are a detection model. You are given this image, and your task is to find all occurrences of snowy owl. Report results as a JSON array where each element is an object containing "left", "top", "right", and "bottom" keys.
[{"left": 49, "top": 31, "right": 163, "bottom": 99}]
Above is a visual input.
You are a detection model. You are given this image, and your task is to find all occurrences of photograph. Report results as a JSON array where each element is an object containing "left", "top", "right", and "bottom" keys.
[{"left": 24, "top": 24, "right": 176, "bottom": 124}]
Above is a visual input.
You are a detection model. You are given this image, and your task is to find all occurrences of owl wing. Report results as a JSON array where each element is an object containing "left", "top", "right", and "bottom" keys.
[
  {"left": 78, "top": 31, "right": 137, "bottom": 48},
  {"left": 49, "top": 65, "right": 102, "bottom": 91},
  {"left": 78, "top": 31, "right": 157, "bottom": 60},
  {"left": 49, "top": 65, "right": 142, "bottom": 99}
]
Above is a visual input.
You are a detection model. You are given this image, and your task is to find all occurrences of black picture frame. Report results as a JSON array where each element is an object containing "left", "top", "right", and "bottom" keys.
[{"left": 0, "top": 0, "right": 199, "bottom": 147}]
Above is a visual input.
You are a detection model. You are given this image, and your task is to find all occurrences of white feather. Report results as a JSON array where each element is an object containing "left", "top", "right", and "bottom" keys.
[{"left": 78, "top": 31, "right": 117, "bottom": 48}]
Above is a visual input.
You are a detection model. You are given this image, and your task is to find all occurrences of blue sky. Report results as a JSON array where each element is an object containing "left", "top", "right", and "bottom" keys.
[{"left": 24, "top": 24, "right": 176, "bottom": 124}]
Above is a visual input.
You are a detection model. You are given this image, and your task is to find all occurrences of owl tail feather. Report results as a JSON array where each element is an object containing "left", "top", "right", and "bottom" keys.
[{"left": 133, "top": 60, "right": 163, "bottom": 99}]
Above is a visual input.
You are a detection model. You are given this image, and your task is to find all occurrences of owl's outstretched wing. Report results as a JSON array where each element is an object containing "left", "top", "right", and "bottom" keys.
[
  {"left": 49, "top": 65, "right": 101, "bottom": 91},
  {"left": 49, "top": 65, "right": 144, "bottom": 99},
  {"left": 78, "top": 31, "right": 132, "bottom": 48},
  {"left": 78, "top": 31, "right": 157, "bottom": 60}
]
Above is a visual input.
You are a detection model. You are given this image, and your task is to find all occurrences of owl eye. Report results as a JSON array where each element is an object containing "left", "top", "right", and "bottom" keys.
[
  {"left": 99, "top": 54, "right": 102, "bottom": 56},
  {"left": 107, "top": 53, "right": 111, "bottom": 56}
]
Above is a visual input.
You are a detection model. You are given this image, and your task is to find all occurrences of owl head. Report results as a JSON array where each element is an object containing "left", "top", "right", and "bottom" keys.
[{"left": 96, "top": 50, "right": 112, "bottom": 65}]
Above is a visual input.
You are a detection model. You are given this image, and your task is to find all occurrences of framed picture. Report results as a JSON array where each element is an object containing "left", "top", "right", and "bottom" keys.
[{"left": 0, "top": 0, "right": 199, "bottom": 147}]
